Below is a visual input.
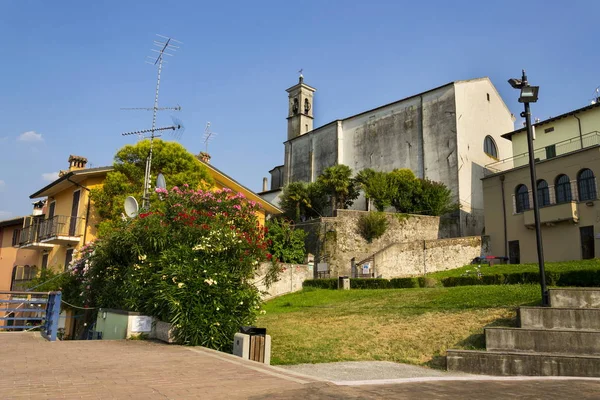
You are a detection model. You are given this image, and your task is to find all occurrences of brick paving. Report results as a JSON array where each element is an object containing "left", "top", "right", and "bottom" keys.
[{"left": 1, "top": 332, "right": 600, "bottom": 399}]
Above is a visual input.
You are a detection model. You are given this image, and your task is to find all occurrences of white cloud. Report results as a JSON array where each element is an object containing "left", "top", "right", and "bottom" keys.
[
  {"left": 18, "top": 131, "right": 43, "bottom": 142},
  {"left": 0, "top": 211, "right": 12, "bottom": 219},
  {"left": 42, "top": 172, "right": 59, "bottom": 182}
]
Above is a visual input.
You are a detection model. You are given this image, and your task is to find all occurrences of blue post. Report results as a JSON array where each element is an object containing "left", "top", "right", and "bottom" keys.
[{"left": 44, "top": 292, "right": 62, "bottom": 341}]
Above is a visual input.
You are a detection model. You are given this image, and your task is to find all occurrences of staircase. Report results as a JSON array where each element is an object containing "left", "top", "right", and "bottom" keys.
[{"left": 447, "top": 288, "right": 600, "bottom": 376}]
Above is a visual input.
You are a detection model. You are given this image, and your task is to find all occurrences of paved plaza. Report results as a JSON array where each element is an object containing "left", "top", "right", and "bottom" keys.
[{"left": 1, "top": 333, "right": 600, "bottom": 399}]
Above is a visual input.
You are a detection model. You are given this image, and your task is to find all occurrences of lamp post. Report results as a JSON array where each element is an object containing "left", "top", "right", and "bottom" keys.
[{"left": 508, "top": 70, "right": 548, "bottom": 306}]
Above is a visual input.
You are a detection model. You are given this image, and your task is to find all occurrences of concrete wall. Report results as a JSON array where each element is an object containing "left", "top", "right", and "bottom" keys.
[
  {"left": 454, "top": 79, "right": 515, "bottom": 236},
  {"left": 253, "top": 262, "right": 312, "bottom": 299},
  {"left": 297, "top": 210, "right": 447, "bottom": 277},
  {"left": 372, "top": 236, "right": 483, "bottom": 278},
  {"left": 483, "top": 146, "right": 600, "bottom": 263}
]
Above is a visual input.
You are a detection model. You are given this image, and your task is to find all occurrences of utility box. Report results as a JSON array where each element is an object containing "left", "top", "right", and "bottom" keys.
[
  {"left": 338, "top": 276, "right": 350, "bottom": 290},
  {"left": 233, "top": 326, "right": 271, "bottom": 364}
]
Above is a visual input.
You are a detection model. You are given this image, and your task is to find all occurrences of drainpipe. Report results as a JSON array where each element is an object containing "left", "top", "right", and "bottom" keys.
[
  {"left": 66, "top": 178, "right": 91, "bottom": 244},
  {"left": 574, "top": 114, "right": 584, "bottom": 149},
  {"left": 499, "top": 175, "right": 508, "bottom": 259}
]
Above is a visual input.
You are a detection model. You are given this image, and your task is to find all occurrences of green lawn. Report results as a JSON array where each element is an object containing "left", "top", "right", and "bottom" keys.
[
  {"left": 256, "top": 285, "right": 540, "bottom": 367},
  {"left": 427, "top": 259, "right": 600, "bottom": 280}
]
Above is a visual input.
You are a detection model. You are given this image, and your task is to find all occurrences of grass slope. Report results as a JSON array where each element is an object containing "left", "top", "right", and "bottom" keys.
[
  {"left": 257, "top": 285, "right": 540, "bottom": 367},
  {"left": 427, "top": 259, "right": 600, "bottom": 280}
]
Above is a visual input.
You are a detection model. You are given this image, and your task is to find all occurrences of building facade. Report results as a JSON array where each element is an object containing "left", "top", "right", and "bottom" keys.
[
  {"left": 483, "top": 103, "right": 600, "bottom": 263},
  {"left": 262, "top": 76, "right": 515, "bottom": 236}
]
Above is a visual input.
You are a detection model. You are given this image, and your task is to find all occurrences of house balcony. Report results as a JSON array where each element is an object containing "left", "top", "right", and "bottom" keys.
[
  {"left": 38, "top": 215, "right": 84, "bottom": 245},
  {"left": 16, "top": 226, "right": 55, "bottom": 250},
  {"left": 523, "top": 201, "right": 579, "bottom": 228}
]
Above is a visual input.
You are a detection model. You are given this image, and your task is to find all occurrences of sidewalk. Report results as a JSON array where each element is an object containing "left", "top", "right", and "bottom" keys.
[{"left": 1, "top": 332, "right": 599, "bottom": 399}]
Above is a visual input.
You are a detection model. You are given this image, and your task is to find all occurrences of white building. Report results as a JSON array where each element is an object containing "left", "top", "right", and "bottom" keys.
[{"left": 261, "top": 76, "right": 515, "bottom": 237}]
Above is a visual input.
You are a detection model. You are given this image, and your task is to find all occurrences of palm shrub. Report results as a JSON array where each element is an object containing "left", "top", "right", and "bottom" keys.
[{"left": 357, "top": 212, "right": 389, "bottom": 243}]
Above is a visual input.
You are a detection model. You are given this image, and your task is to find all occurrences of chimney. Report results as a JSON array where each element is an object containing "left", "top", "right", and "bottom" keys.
[
  {"left": 262, "top": 177, "right": 268, "bottom": 192},
  {"left": 68, "top": 155, "right": 88, "bottom": 171},
  {"left": 198, "top": 152, "right": 211, "bottom": 164}
]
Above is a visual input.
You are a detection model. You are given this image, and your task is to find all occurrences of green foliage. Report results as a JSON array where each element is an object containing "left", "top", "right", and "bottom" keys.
[
  {"left": 91, "top": 139, "right": 213, "bottom": 228},
  {"left": 440, "top": 270, "right": 600, "bottom": 288},
  {"left": 389, "top": 278, "right": 420, "bottom": 288},
  {"left": 350, "top": 278, "right": 391, "bottom": 289},
  {"left": 356, "top": 169, "right": 395, "bottom": 212},
  {"left": 388, "top": 169, "right": 421, "bottom": 213},
  {"left": 303, "top": 279, "right": 337, "bottom": 289},
  {"left": 418, "top": 178, "right": 458, "bottom": 216},
  {"left": 70, "top": 186, "right": 275, "bottom": 351},
  {"left": 266, "top": 219, "right": 307, "bottom": 263},
  {"left": 317, "top": 164, "right": 360, "bottom": 211},
  {"left": 279, "top": 181, "right": 326, "bottom": 222},
  {"left": 357, "top": 212, "right": 388, "bottom": 243}
]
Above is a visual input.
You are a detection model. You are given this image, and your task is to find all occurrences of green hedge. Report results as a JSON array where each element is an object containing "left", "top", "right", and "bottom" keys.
[{"left": 302, "top": 269, "right": 600, "bottom": 290}]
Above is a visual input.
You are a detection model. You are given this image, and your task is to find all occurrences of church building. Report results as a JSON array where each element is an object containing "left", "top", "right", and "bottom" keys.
[{"left": 260, "top": 75, "right": 515, "bottom": 237}]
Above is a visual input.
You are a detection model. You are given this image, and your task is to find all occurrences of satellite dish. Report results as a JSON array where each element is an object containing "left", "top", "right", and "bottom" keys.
[
  {"left": 124, "top": 196, "right": 139, "bottom": 218},
  {"left": 156, "top": 173, "right": 166, "bottom": 190}
]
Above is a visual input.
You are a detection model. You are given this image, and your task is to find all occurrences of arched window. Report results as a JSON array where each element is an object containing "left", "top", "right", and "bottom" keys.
[
  {"left": 537, "top": 180, "right": 550, "bottom": 207},
  {"left": 484, "top": 136, "right": 498, "bottom": 159},
  {"left": 555, "top": 174, "right": 572, "bottom": 204},
  {"left": 578, "top": 168, "right": 597, "bottom": 201},
  {"left": 515, "top": 184, "right": 530, "bottom": 213}
]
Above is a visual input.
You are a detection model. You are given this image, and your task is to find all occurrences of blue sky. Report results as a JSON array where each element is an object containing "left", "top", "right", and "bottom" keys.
[{"left": 1, "top": 1, "right": 599, "bottom": 218}]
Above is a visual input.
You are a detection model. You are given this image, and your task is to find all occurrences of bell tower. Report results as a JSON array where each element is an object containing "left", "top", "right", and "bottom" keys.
[{"left": 286, "top": 73, "right": 316, "bottom": 141}]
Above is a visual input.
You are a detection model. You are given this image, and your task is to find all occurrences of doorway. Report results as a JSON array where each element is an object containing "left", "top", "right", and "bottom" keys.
[
  {"left": 508, "top": 240, "right": 520, "bottom": 264},
  {"left": 580, "top": 226, "right": 595, "bottom": 260},
  {"left": 69, "top": 190, "right": 81, "bottom": 236}
]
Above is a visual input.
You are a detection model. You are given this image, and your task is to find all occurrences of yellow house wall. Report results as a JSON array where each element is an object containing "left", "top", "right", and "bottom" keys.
[
  {"left": 511, "top": 107, "right": 600, "bottom": 161},
  {"left": 0, "top": 223, "right": 39, "bottom": 291},
  {"left": 43, "top": 174, "right": 107, "bottom": 271},
  {"left": 483, "top": 146, "right": 600, "bottom": 263}
]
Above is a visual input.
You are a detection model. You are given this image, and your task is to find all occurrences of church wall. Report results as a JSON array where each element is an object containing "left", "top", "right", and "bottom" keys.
[
  {"left": 454, "top": 79, "right": 515, "bottom": 236},
  {"left": 312, "top": 123, "right": 338, "bottom": 180},
  {"left": 286, "top": 122, "right": 338, "bottom": 184}
]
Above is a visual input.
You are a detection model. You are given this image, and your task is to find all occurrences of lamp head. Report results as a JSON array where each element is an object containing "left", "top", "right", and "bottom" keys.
[
  {"left": 508, "top": 78, "right": 523, "bottom": 89},
  {"left": 519, "top": 86, "right": 539, "bottom": 103}
]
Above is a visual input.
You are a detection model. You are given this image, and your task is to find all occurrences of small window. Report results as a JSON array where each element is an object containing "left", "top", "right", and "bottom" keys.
[
  {"left": 546, "top": 144, "right": 556, "bottom": 159},
  {"left": 578, "top": 169, "right": 597, "bottom": 201},
  {"left": 11, "top": 229, "right": 19, "bottom": 246},
  {"left": 544, "top": 127, "right": 555, "bottom": 133},
  {"left": 537, "top": 180, "right": 550, "bottom": 207},
  {"left": 41, "top": 254, "right": 49, "bottom": 270},
  {"left": 555, "top": 174, "right": 572, "bottom": 204},
  {"left": 484, "top": 135, "right": 498, "bottom": 159},
  {"left": 486, "top": 93, "right": 490, "bottom": 102},
  {"left": 515, "top": 184, "right": 530, "bottom": 213}
]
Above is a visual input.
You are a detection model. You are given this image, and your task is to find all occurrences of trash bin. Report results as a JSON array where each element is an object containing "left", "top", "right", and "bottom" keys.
[
  {"left": 236, "top": 326, "right": 269, "bottom": 363},
  {"left": 338, "top": 276, "right": 350, "bottom": 290}
]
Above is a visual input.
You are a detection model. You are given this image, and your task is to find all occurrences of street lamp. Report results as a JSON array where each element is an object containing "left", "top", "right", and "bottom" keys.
[{"left": 508, "top": 70, "right": 548, "bottom": 306}]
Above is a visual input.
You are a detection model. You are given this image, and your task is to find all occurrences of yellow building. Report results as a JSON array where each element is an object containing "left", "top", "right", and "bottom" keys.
[
  {"left": 16, "top": 156, "right": 112, "bottom": 271},
  {"left": 483, "top": 102, "right": 600, "bottom": 263}
]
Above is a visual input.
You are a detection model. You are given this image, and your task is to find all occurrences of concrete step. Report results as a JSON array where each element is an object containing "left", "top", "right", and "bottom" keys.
[
  {"left": 486, "top": 327, "right": 600, "bottom": 355},
  {"left": 447, "top": 349, "right": 600, "bottom": 376},
  {"left": 519, "top": 307, "right": 600, "bottom": 331},
  {"left": 550, "top": 288, "right": 600, "bottom": 308}
]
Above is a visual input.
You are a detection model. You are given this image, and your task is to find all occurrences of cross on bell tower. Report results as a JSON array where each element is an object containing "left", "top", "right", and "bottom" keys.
[{"left": 286, "top": 71, "right": 316, "bottom": 141}]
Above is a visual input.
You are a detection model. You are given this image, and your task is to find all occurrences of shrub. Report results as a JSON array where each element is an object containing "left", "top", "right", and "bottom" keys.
[
  {"left": 390, "top": 278, "right": 420, "bottom": 288},
  {"left": 417, "top": 178, "right": 458, "bottom": 216},
  {"left": 303, "top": 279, "right": 337, "bottom": 289},
  {"left": 357, "top": 212, "right": 388, "bottom": 243},
  {"left": 350, "top": 278, "right": 391, "bottom": 289},
  {"left": 418, "top": 277, "right": 440, "bottom": 288},
  {"left": 266, "top": 218, "right": 307, "bottom": 263}
]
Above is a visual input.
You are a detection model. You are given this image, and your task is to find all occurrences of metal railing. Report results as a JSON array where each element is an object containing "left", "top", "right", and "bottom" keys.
[
  {"left": 38, "top": 215, "right": 83, "bottom": 240},
  {"left": 485, "top": 131, "right": 600, "bottom": 175},
  {"left": 0, "top": 291, "right": 62, "bottom": 341}
]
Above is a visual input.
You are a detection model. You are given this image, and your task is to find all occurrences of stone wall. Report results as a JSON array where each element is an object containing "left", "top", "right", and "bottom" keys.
[
  {"left": 371, "top": 236, "right": 483, "bottom": 278},
  {"left": 297, "top": 209, "right": 455, "bottom": 277},
  {"left": 253, "top": 262, "right": 312, "bottom": 299}
]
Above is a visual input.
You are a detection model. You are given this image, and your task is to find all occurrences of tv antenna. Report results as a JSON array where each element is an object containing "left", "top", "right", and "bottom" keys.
[
  {"left": 120, "top": 34, "right": 183, "bottom": 210},
  {"left": 590, "top": 86, "right": 600, "bottom": 105},
  {"left": 202, "top": 122, "right": 217, "bottom": 153}
]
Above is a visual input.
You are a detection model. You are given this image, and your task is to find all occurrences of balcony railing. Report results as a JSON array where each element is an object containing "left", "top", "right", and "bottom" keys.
[
  {"left": 39, "top": 215, "right": 83, "bottom": 243},
  {"left": 485, "top": 131, "right": 600, "bottom": 175},
  {"left": 18, "top": 215, "right": 83, "bottom": 248}
]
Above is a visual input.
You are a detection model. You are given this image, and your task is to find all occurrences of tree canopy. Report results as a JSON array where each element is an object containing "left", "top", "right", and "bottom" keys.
[{"left": 91, "top": 139, "right": 213, "bottom": 228}]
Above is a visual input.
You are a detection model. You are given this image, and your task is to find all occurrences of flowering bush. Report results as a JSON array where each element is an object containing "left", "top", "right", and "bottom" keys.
[{"left": 74, "top": 186, "right": 276, "bottom": 350}]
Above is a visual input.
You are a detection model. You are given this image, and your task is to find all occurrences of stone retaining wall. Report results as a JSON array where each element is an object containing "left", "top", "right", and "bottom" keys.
[{"left": 253, "top": 262, "right": 312, "bottom": 299}]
